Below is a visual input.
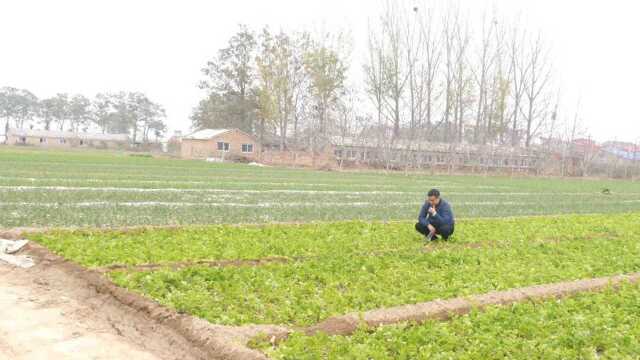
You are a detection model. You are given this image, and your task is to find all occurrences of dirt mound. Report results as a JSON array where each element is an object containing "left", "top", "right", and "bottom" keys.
[{"left": 306, "top": 273, "right": 640, "bottom": 336}]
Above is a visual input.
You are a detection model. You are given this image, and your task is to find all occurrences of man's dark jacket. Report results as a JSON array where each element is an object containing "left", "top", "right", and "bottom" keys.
[{"left": 418, "top": 199, "right": 455, "bottom": 228}]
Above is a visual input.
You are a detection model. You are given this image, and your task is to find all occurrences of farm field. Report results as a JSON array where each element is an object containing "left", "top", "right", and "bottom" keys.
[
  {"left": 2, "top": 147, "right": 640, "bottom": 227},
  {"left": 262, "top": 282, "right": 640, "bottom": 359},
  {"left": 31, "top": 213, "right": 640, "bottom": 327},
  {"left": 4, "top": 146, "right": 640, "bottom": 358}
]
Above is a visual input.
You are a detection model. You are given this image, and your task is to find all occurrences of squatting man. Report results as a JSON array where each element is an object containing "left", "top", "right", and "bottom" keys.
[{"left": 415, "top": 189, "right": 455, "bottom": 242}]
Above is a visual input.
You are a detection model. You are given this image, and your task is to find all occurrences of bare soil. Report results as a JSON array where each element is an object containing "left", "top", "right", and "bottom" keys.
[
  {"left": 0, "top": 242, "right": 289, "bottom": 360},
  {"left": 0, "top": 249, "right": 202, "bottom": 360}
]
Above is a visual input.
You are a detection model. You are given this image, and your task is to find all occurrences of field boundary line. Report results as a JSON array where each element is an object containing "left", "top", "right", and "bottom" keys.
[
  {"left": 304, "top": 272, "right": 640, "bottom": 337},
  {"left": 97, "top": 256, "right": 292, "bottom": 273},
  {"left": 3, "top": 185, "right": 639, "bottom": 197},
  {"left": 0, "top": 201, "right": 537, "bottom": 208}
]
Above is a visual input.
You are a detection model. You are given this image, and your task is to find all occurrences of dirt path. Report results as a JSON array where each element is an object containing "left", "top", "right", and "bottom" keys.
[{"left": 0, "top": 256, "right": 207, "bottom": 360}]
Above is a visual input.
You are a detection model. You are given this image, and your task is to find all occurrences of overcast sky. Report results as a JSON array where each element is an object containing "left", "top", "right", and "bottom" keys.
[{"left": 1, "top": 0, "right": 638, "bottom": 143}]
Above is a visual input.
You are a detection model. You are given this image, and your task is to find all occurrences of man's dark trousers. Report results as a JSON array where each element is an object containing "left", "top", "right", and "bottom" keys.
[{"left": 415, "top": 221, "right": 454, "bottom": 240}]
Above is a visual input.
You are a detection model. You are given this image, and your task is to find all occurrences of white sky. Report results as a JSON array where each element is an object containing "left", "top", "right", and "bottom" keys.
[{"left": 0, "top": 0, "right": 638, "bottom": 143}]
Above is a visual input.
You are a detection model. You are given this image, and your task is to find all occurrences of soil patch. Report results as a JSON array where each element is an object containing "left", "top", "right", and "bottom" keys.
[{"left": 8, "top": 243, "right": 291, "bottom": 360}]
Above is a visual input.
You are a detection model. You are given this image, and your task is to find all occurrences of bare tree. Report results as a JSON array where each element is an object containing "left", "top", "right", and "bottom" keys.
[
  {"left": 442, "top": 6, "right": 457, "bottom": 142},
  {"left": 256, "top": 29, "right": 309, "bottom": 150},
  {"left": 379, "top": 0, "right": 411, "bottom": 139},
  {"left": 508, "top": 24, "right": 528, "bottom": 146},
  {"left": 522, "top": 33, "right": 554, "bottom": 147},
  {"left": 364, "top": 19, "right": 387, "bottom": 129},
  {"left": 405, "top": 6, "right": 423, "bottom": 131},
  {"left": 471, "top": 13, "right": 497, "bottom": 144},
  {"left": 290, "top": 32, "right": 311, "bottom": 146},
  {"left": 452, "top": 14, "right": 472, "bottom": 143},
  {"left": 417, "top": 4, "right": 442, "bottom": 132},
  {"left": 486, "top": 19, "right": 510, "bottom": 144}
]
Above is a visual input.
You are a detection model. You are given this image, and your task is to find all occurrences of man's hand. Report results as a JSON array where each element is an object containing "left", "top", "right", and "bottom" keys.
[
  {"left": 427, "top": 224, "right": 436, "bottom": 239},
  {"left": 428, "top": 206, "right": 436, "bottom": 216}
]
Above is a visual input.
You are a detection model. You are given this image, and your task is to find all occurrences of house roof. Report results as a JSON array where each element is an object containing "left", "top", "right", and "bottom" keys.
[
  {"left": 183, "top": 129, "right": 232, "bottom": 140},
  {"left": 183, "top": 128, "right": 257, "bottom": 142},
  {"left": 7, "top": 128, "right": 129, "bottom": 142}
]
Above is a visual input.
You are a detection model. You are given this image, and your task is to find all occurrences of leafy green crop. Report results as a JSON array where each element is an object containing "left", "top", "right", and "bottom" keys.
[
  {"left": 30, "top": 212, "right": 637, "bottom": 268},
  {"left": 262, "top": 283, "right": 640, "bottom": 359},
  {"left": 105, "top": 213, "right": 640, "bottom": 326}
]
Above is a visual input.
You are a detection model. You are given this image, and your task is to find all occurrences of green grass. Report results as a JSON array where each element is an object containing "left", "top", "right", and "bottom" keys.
[
  {"left": 2, "top": 146, "right": 640, "bottom": 227},
  {"left": 82, "top": 213, "right": 639, "bottom": 326},
  {"left": 261, "top": 282, "right": 640, "bottom": 359}
]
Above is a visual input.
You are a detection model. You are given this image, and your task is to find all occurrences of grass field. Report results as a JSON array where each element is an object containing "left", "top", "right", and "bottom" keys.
[
  {"left": 4, "top": 146, "right": 640, "bottom": 358},
  {"left": 2, "top": 147, "right": 640, "bottom": 227}
]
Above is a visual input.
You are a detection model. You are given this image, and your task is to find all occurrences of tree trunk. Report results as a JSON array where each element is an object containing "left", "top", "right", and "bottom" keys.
[
  {"left": 525, "top": 101, "right": 533, "bottom": 147},
  {"left": 474, "top": 72, "right": 485, "bottom": 144},
  {"left": 132, "top": 125, "right": 138, "bottom": 145},
  {"left": 511, "top": 99, "right": 519, "bottom": 147},
  {"left": 3, "top": 119, "right": 9, "bottom": 139},
  {"left": 393, "top": 96, "right": 400, "bottom": 139},
  {"left": 426, "top": 87, "right": 432, "bottom": 130},
  {"left": 280, "top": 114, "right": 287, "bottom": 151},
  {"left": 259, "top": 117, "right": 265, "bottom": 153}
]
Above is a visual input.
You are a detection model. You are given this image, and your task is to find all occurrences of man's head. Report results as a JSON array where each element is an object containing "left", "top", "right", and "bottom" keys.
[{"left": 427, "top": 188, "right": 441, "bottom": 207}]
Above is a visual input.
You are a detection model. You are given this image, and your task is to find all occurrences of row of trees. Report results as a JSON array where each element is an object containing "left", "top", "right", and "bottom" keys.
[
  {"left": 192, "top": 26, "right": 350, "bottom": 150},
  {"left": 0, "top": 87, "right": 167, "bottom": 143},
  {"left": 194, "top": 1, "right": 561, "bottom": 150},
  {"left": 364, "top": 1, "right": 556, "bottom": 147}
]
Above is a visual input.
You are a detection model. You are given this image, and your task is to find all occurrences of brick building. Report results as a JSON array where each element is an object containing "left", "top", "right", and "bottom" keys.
[{"left": 180, "top": 128, "right": 259, "bottom": 160}]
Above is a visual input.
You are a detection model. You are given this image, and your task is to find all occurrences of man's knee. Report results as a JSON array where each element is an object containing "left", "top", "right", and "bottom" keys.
[
  {"left": 439, "top": 225, "right": 454, "bottom": 239},
  {"left": 415, "top": 222, "right": 428, "bottom": 235}
]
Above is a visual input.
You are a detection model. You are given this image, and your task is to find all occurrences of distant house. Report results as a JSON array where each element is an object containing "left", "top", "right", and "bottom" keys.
[
  {"left": 180, "top": 128, "right": 259, "bottom": 160},
  {"left": 572, "top": 138, "right": 600, "bottom": 154},
  {"left": 603, "top": 141, "right": 640, "bottom": 161},
  {"left": 6, "top": 128, "right": 129, "bottom": 149}
]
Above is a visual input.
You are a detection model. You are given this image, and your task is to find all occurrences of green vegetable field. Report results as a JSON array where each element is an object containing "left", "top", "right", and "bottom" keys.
[
  {"left": 262, "top": 283, "right": 640, "bottom": 359},
  {"left": 2, "top": 147, "right": 640, "bottom": 227},
  {"left": 4, "top": 147, "right": 640, "bottom": 358},
  {"left": 32, "top": 213, "right": 640, "bottom": 327}
]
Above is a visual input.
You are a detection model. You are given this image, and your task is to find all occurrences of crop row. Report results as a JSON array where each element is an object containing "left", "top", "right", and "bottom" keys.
[
  {"left": 31, "top": 213, "right": 637, "bottom": 268},
  {"left": 259, "top": 282, "right": 640, "bottom": 359},
  {"left": 5, "top": 193, "right": 639, "bottom": 228}
]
